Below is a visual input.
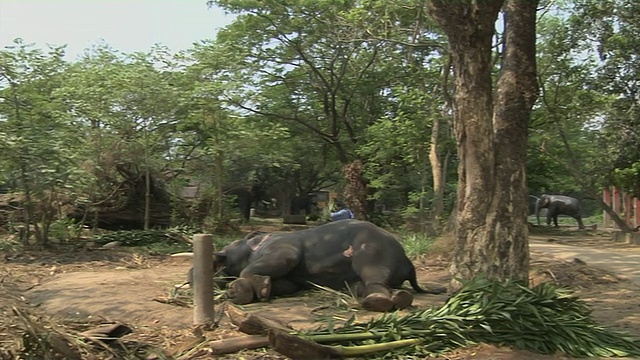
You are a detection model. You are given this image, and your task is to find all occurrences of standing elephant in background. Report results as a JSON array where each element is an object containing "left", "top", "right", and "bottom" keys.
[
  {"left": 226, "top": 185, "right": 267, "bottom": 220},
  {"left": 536, "top": 194, "right": 584, "bottom": 229},
  {"left": 528, "top": 195, "right": 540, "bottom": 216}
]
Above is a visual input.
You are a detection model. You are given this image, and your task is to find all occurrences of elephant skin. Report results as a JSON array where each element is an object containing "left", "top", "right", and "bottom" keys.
[
  {"left": 536, "top": 194, "right": 584, "bottom": 229},
  {"left": 198, "top": 220, "right": 441, "bottom": 312}
]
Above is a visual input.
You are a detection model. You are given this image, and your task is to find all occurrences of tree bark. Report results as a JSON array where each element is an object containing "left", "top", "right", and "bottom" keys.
[
  {"left": 429, "top": 0, "right": 537, "bottom": 283},
  {"left": 488, "top": 0, "right": 538, "bottom": 279},
  {"left": 430, "top": 56, "right": 453, "bottom": 228},
  {"left": 343, "top": 160, "right": 368, "bottom": 220}
]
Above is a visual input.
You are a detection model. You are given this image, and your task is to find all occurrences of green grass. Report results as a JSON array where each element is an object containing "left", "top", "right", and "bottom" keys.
[
  {"left": 528, "top": 214, "right": 602, "bottom": 227},
  {"left": 0, "top": 238, "right": 21, "bottom": 252},
  {"left": 399, "top": 232, "right": 435, "bottom": 258}
]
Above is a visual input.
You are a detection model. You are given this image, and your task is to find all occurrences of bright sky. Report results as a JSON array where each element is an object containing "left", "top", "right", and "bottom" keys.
[{"left": 0, "top": 0, "right": 235, "bottom": 61}]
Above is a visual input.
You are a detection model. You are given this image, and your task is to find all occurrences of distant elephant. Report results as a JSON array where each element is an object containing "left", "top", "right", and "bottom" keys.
[
  {"left": 226, "top": 185, "right": 267, "bottom": 220},
  {"left": 259, "top": 198, "right": 277, "bottom": 210},
  {"left": 536, "top": 194, "right": 584, "bottom": 229}
]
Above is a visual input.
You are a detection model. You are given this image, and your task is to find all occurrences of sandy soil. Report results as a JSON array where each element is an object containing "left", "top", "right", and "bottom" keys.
[{"left": 1, "top": 227, "right": 639, "bottom": 359}]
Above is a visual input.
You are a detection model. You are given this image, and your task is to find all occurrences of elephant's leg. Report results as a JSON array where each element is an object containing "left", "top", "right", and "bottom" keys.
[
  {"left": 352, "top": 281, "right": 412, "bottom": 310},
  {"left": 351, "top": 265, "right": 397, "bottom": 312},
  {"left": 391, "top": 289, "right": 414, "bottom": 310},
  {"left": 232, "top": 247, "right": 301, "bottom": 303},
  {"left": 227, "top": 276, "right": 301, "bottom": 304},
  {"left": 547, "top": 206, "right": 559, "bottom": 227},
  {"left": 225, "top": 275, "right": 271, "bottom": 304},
  {"left": 575, "top": 215, "right": 585, "bottom": 229},
  {"left": 271, "top": 278, "right": 303, "bottom": 297},
  {"left": 226, "top": 278, "right": 256, "bottom": 304},
  {"left": 360, "top": 283, "right": 394, "bottom": 312}
]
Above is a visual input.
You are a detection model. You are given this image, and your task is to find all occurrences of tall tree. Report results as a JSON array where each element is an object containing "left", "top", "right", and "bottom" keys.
[
  {"left": 529, "top": 6, "right": 632, "bottom": 231},
  {"left": 570, "top": 0, "right": 640, "bottom": 198},
  {"left": 0, "top": 40, "right": 81, "bottom": 244},
  {"left": 62, "top": 45, "right": 180, "bottom": 230},
  {"left": 352, "top": 1, "right": 454, "bottom": 228},
  {"left": 428, "top": 0, "right": 538, "bottom": 282},
  {"left": 207, "top": 0, "right": 403, "bottom": 218}
]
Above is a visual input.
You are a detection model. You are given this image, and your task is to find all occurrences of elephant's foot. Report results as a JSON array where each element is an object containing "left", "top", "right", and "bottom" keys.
[
  {"left": 391, "top": 289, "right": 413, "bottom": 310},
  {"left": 226, "top": 278, "right": 255, "bottom": 304},
  {"left": 361, "top": 293, "right": 394, "bottom": 312},
  {"left": 249, "top": 275, "right": 272, "bottom": 302}
]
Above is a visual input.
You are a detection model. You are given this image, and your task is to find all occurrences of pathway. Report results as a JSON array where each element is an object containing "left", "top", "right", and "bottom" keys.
[{"left": 529, "top": 239, "right": 640, "bottom": 282}]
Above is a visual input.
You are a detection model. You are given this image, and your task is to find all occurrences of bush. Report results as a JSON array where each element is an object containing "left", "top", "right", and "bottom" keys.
[{"left": 399, "top": 232, "right": 434, "bottom": 258}]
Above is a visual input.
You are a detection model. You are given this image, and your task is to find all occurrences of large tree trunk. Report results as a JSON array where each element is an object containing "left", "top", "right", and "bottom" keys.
[
  {"left": 429, "top": 0, "right": 537, "bottom": 283},
  {"left": 343, "top": 160, "right": 368, "bottom": 220},
  {"left": 489, "top": 0, "right": 538, "bottom": 279}
]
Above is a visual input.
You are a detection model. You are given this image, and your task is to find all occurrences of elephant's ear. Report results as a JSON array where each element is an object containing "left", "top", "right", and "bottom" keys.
[{"left": 247, "top": 234, "right": 270, "bottom": 252}]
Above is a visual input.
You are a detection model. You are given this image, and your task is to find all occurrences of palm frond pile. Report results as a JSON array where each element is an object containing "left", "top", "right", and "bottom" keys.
[{"left": 295, "top": 278, "right": 640, "bottom": 358}]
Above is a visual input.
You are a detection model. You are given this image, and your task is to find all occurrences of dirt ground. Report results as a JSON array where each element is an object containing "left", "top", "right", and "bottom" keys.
[{"left": 1, "top": 226, "right": 640, "bottom": 359}]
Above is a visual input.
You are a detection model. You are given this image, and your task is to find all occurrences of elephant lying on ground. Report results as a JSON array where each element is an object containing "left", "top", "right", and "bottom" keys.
[
  {"left": 536, "top": 194, "right": 585, "bottom": 229},
  {"left": 193, "top": 220, "right": 443, "bottom": 312}
]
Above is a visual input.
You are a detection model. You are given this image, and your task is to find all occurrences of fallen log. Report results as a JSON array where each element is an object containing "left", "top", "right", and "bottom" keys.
[
  {"left": 226, "top": 304, "right": 292, "bottom": 335},
  {"left": 209, "top": 335, "right": 270, "bottom": 355},
  {"left": 268, "top": 329, "right": 343, "bottom": 359}
]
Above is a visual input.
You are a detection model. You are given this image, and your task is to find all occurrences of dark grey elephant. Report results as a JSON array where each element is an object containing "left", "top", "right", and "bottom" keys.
[
  {"left": 190, "top": 220, "right": 443, "bottom": 312},
  {"left": 536, "top": 194, "right": 584, "bottom": 229},
  {"left": 225, "top": 185, "right": 267, "bottom": 220}
]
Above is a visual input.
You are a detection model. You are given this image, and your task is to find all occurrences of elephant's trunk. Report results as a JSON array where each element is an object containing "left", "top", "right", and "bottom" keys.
[{"left": 535, "top": 201, "right": 541, "bottom": 226}]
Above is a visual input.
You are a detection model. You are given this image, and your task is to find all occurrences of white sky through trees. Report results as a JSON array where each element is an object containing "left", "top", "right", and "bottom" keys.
[{"left": 0, "top": 0, "right": 234, "bottom": 60}]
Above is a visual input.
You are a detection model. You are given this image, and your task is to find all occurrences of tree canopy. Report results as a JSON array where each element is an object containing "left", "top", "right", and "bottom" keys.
[{"left": 0, "top": 0, "right": 637, "bottom": 254}]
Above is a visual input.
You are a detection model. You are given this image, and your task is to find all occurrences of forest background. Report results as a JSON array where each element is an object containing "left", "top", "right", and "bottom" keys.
[{"left": 0, "top": 0, "right": 637, "bottom": 245}]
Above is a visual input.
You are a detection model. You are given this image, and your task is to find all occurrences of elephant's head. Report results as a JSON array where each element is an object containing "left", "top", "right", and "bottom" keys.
[
  {"left": 213, "top": 239, "right": 251, "bottom": 277},
  {"left": 186, "top": 234, "right": 267, "bottom": 287},
  {"left": 213, "top": 233, "right": 270, "bottom": 277},
  {"left": 535, "top": 194, "right": 551, "bottom": 225},
  {"left": 537, "top": 194, "right": 551, "bottom": 209}
]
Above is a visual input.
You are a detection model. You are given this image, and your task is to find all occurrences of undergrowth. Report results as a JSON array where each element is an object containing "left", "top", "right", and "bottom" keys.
[{"left": 399, "top": 232, "right": 435, "bottom": 258}]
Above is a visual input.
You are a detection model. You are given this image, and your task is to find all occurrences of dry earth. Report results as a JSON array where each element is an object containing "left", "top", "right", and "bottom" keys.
[{"left": 1, "top": 226, "right": 639, "bottom": 359}]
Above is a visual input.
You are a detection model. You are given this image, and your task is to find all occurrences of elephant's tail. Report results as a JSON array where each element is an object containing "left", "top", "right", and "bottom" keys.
[{"left": 408, "top": 266, "right": 446, "bottom": 294}]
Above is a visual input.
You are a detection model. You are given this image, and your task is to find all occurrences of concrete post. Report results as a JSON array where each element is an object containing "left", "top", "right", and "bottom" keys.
[{"left": 192, "top": 234, "right": 214, "bottom": 325}]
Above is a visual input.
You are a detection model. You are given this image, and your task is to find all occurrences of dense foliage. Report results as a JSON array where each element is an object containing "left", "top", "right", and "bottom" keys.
[{"left": 0, "top": 0, "right": 638, "bottom": 242}]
